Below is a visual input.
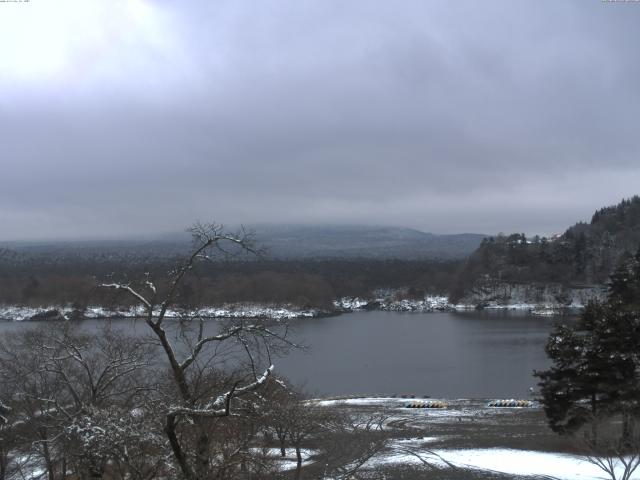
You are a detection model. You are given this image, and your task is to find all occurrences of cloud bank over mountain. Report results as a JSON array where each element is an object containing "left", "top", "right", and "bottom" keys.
[{"left": 1, "top": 0, "right": 639, "bottom": 240}]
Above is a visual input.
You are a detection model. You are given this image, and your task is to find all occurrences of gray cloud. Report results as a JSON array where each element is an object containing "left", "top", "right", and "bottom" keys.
[{"left": 1, "top": 0, "right": 639, "bottom": 240}]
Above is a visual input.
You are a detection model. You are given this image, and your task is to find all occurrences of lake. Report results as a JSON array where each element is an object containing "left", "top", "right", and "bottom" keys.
[
  {"left": 0, "top": 310, "right": 570, "bottom": 398},
  {"left": 283, "top": 310, "right": 568, "bottom": 398}
]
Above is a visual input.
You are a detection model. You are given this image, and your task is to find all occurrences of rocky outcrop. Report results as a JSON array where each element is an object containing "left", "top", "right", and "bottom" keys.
[
  {"left": 27, "top": 309, "right": 68, "bottom": 321},
  {"left": 456, "top": 276, "right": 607, "bottom": 309},
  {"left": 334, "top": 295, "right": 451, "bottom": 312}
]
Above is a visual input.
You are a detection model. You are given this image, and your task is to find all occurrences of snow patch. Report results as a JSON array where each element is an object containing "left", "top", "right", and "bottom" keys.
[
  {"left": 371, "top": 447, "right": 640, "bottom": 479},
  {"left": 251, "top": 448, "right": 318, "bottom": 472}
]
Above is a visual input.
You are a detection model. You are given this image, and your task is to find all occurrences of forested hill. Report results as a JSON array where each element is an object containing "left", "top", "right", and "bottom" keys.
[
  {"left": 252, "top": 225, "right": 486, "bottom": 260},
  {"left": 0, "top": 225, "right": 478, "bottom": 309},
  {"left": 452, "top": 196, "right": 640, "bottom": 300},
  {"left": 1, "top": 225, "right": 486, "bottom": 262}
]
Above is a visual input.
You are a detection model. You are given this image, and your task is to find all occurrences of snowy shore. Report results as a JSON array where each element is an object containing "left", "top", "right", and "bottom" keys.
[
  {"left": 0, "top": 304, "right": 326, "bottom": 322},
  {"left": 0, "top": 294, "right": 581, "bottom": 322},
  {"left": 333, "top": 294, "right": 582, "bottom": 315}
]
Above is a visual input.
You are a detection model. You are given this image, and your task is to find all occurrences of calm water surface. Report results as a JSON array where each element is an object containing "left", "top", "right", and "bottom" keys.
[
  {"left": 0, "top": 310, "right": 570, "bottom": 398},
  {"left": 282, "top": 310, "right": 569, "bottom": 398}
]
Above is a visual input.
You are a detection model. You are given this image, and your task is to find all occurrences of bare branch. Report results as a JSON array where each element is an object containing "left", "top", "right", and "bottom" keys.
[
  {"left": 101, "top": 283, "right": 152, "bottom": 310},
  {"left": 169, "top": 365, "right": 274, "bottom": 419}
]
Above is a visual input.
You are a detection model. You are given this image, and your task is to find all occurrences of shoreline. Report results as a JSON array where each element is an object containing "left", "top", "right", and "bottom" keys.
[
  {"left": 333, "top": 295, "right": 583, "bottom": 316},
  {"left": 0, "top": 296, "right": 583, "bottom": 322},
  {"left": 307, "top": 395, "right": 632, "bottom": 480},
  {"left": 0, "top": 304, "right": 330, "bottom": 322}
]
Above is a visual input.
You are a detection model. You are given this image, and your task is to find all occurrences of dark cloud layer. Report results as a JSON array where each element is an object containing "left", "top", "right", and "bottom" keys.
[{"left": 1, "top": 0, "right": 639, "bottom": 240}]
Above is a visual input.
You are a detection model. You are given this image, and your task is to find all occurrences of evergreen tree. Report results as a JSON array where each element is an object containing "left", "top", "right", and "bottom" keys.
[
  {"left": 536, "top": 248, "right": 640, "bottom": 435},
  {"left": 608, "top": 249, "right": 640, "bottom": 312},
  {"left": 536, "top": 303, "right": 609, "bottom": 434}
]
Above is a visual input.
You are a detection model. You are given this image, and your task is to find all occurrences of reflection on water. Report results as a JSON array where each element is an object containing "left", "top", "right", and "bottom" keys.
[{"left": 0, "top": 310, "right": 574, "bottom": 398}]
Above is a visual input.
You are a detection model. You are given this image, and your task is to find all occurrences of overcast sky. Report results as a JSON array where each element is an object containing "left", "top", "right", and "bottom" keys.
[{"left": 1, "top": 0, "right": 639, "bottom": 240}]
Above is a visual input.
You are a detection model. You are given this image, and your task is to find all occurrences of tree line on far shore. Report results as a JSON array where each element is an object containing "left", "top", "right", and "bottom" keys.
[
  {"left": 0, "top": 255, "right": 461, "bottom": 311},
  {"left": 2, "top": 196, "right": 640, "bottom": 311}
]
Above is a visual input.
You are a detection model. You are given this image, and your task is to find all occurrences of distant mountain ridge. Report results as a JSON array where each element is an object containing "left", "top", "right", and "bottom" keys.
[
  {"left": 1, "top": 225, "right": 487, "bottom": 261},
  {"left": 252, "top": 225, "right": 485, "bottom": 259}
]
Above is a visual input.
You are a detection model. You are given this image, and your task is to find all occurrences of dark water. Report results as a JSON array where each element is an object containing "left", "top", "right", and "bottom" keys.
[
  {"left": 0, "top": 310, "right": 569, "bottom": 398},
  {"left": 281, "top": 310, "right": 568, "bottom": 398}
]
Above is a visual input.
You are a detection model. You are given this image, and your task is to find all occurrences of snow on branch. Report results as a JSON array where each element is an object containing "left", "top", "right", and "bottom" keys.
[
  {"left": 0, "top": 400, "right": 11, "bottom": 424},
  {"left": 169, "top": 365, "right": 274, "bottom": 419},
  {"left": 100, "top": 283, "right": 152, "bottom": 310}
]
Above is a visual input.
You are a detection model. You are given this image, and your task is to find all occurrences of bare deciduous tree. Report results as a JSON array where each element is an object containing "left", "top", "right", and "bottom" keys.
[
  {"left": 101, "top": 222, "right": 295, "bottom": 480},
  {"left": 0, "top": 324, "right": 156, "bottom": 480},
  {"left": 580, "top": 413, "right": 640, "bottom": 480},
  {"left": 0, "top": 399, "right": 15, "bottom": 480}
]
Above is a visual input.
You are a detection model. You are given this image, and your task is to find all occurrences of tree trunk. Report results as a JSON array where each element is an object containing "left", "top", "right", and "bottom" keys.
[
  {"left": 622, "top": 410, "right": 633, "bottom": 446},
  {"left": 165, "top": 414, "right": 195, "bottom": 480},
  {"left": 0, "top": 448, "right": 6, "bottom": 480},
  {"left": 240, "top": 451, "right": 247, "bottom": 473},
  {"left": 295, "top": 446, "right": 303, "bottom": 480},
  {"left": 591, "top": 393, "right": 598, "bottom": 443},
  {"left": 148, "top": 321, "right": 192, "bottom": 401},
  {"left": 195, "top": 428, "right": 210, "bottom": 479},
  {"left": 89, "top": 467, "right": 104, "bottom": 479},
  {"left": 39, "top": 427, "right": 55, "bottom": 480}
]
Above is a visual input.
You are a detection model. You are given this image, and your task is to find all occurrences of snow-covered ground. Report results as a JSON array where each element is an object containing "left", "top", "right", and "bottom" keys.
[
  {"left": 257, "top": 435, "right": 638, "bottom": 479},
  {"left": 313, "top": 397, "right": 416, "bottom": 407},
  {"left": 373, "top": 446, "right": 640, "bottom": 480},
  {"left": 314, "top": 396, "right": 639, "bottom": 479},
  {"left": 312, "top": 397, "right": 540, "bottom": 437},
  {"left": 250, "top": 448, "right": 318, "bottom": 472},
  {"left": 10, "top": 449, "right": 318, "bottom": 479}
]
